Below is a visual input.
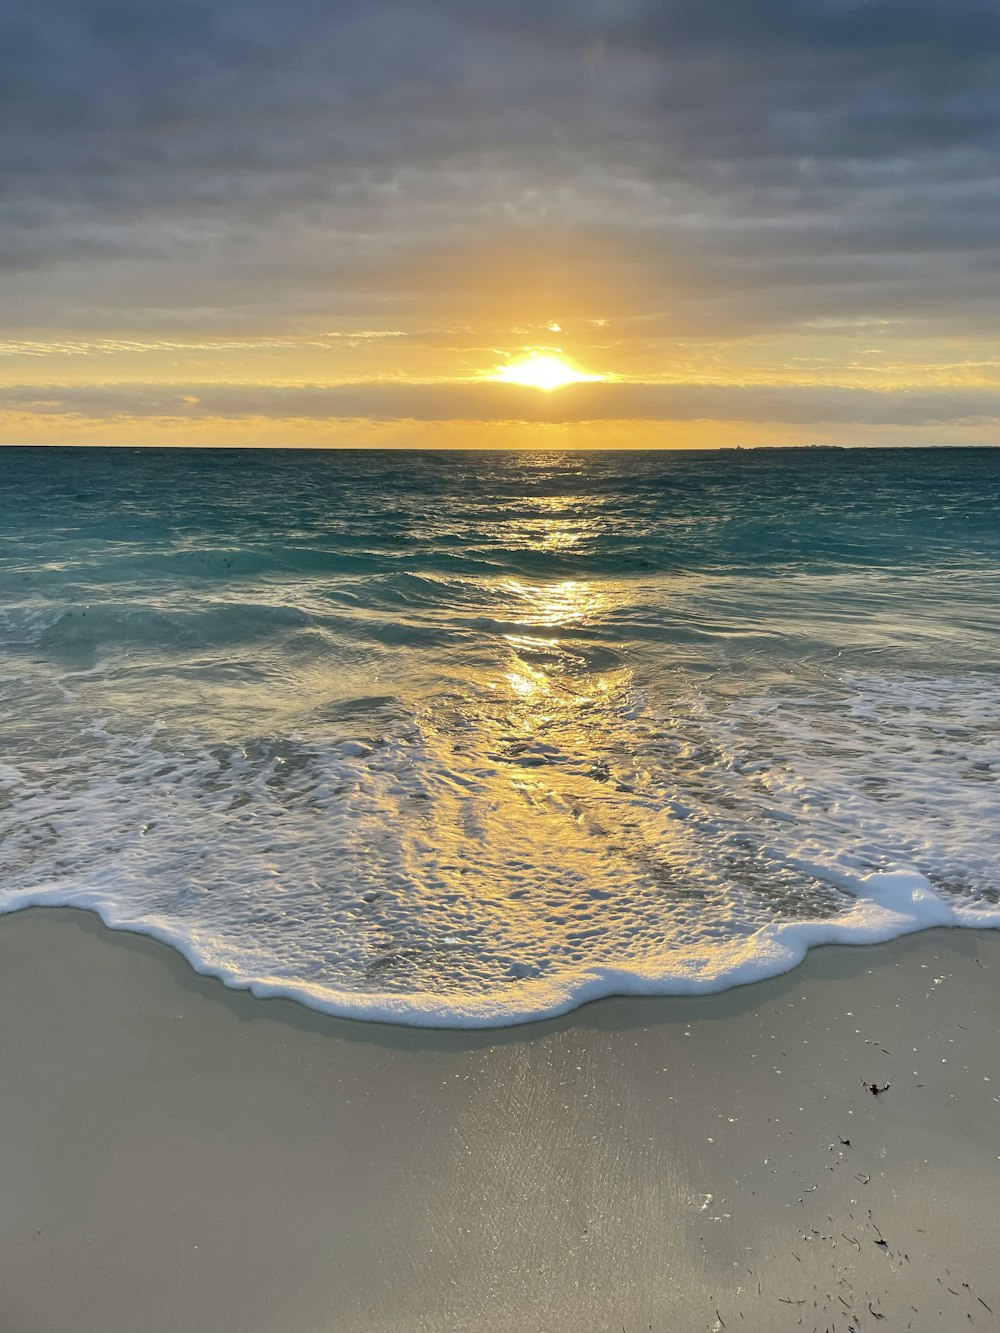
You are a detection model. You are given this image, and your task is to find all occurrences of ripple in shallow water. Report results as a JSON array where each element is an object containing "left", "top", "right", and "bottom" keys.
[{"left": 2, "top": 447, "right": 1000, "bottom": 1023}]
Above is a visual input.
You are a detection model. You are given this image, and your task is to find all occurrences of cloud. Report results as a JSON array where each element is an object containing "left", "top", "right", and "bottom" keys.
[
  {"left": 1, "top": 0, "right": 998, "bottom": 341},
  {"left": 3, "top": 379, "right": 999, "bottom": 427}
]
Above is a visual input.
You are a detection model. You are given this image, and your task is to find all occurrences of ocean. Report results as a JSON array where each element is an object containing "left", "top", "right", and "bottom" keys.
[{"left": 2, "top": 445, "right": 999, "bottom": 1025}]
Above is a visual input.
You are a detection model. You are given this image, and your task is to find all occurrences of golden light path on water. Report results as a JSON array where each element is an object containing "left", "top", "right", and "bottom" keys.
[
  {"left": 489, "top": 493, "right": 622, "bottom": 732},
  {"left": 448, "top": 487, "right": 712, "bottom": 981},
  {"left": 2, "top": 447, "right": 997, "bottom": 1026},
  {"left": 497, "top": 578, "right": 620, "bottom": 732},
  {"left": 425, "top": 475, "right": 808, "bottom": 1008}
]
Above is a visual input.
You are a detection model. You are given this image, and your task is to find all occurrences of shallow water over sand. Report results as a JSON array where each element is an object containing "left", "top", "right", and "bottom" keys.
[{"left": 2, "top": 445, "right": 999, "bottom": 1023}]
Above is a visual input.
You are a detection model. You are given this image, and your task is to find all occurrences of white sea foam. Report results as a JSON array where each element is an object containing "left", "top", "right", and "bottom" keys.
[
  {"left": 3, "top": 448, "right": 1000, "bottom": 1026},
  {"left": 1, "top": 864, "right": 997, "bottom": 1028},
  {"left": 1, "top": 664, "right": 999, "bottom": 1028}
]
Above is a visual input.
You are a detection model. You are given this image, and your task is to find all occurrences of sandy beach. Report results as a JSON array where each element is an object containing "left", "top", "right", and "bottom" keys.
[{"left": 0, "top": 909, "right": 996, "bottom": 1332}]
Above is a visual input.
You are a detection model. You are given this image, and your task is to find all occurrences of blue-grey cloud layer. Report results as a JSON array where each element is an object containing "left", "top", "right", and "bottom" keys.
[
  {"left": 4, "top": 381, "right": 999, "bottom": 427},
  {"left": 2, "top": 0, "right": 999, "bottom": 340}
]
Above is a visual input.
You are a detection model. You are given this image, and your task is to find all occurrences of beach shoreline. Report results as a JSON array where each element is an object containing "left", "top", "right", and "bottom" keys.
[{"left": 1, "top": 906, "right": 998, "bottom": 1331}]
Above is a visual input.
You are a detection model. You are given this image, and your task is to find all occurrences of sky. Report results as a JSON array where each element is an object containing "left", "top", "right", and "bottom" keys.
[{"left": 2, "top": 0, "right": 1000, "bottom": 448}]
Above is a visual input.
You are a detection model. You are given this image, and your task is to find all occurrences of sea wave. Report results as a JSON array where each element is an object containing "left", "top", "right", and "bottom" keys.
[{"left": 2, "top": 446, "right": 999, "bottom": 1026}]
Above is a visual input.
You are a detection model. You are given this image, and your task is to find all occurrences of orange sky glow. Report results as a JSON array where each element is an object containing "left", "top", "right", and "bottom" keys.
[{"left": 3, "top": 4, "right": 999, "bottom": 448}]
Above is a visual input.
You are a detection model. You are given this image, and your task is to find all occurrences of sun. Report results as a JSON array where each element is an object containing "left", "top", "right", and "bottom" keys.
[{"left": 489, "top": 352, "right": 603, "bottom": 392}]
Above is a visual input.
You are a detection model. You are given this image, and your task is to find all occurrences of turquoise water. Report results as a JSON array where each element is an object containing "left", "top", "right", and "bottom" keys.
[{"left": 2, "top": 445, "right": 999, "bottom": 1024}]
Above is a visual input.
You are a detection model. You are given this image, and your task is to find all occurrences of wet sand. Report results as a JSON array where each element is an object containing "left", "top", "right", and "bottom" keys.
[{"left": 0, "top": 907, "right": 998, "bottom": 1332}]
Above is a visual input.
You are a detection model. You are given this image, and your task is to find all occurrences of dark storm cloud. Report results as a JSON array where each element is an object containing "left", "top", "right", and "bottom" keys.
[
  {"left": 4, "top": 381, "right": 999, "bottom": 427},
  {"left": 1, "top": 0, "right": 999, "bottom": 336}
]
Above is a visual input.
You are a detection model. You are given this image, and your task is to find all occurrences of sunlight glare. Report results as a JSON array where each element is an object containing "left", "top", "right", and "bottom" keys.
[{"left": 489, "top": 352, "right": 603, "bottom": 392}]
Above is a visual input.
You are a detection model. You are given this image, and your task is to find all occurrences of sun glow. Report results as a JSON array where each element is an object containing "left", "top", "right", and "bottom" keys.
[{"left": 489, "top": 352, "right": 603, "bottom": 391}]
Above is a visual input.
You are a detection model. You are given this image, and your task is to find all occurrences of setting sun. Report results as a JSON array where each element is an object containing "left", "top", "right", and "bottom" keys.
[{"left": 489, "top": 352, "right": 603, "bottom": 391}]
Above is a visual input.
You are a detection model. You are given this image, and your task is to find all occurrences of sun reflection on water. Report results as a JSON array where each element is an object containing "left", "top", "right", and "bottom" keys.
[
  {"left": 504, "top": 575, "right": 610, "bottom": 626},
  {"left": 477, "top": 575, "right": 629, "bottom": 773},
  {"left": 501, "top": 497, "right": 605, "bottom": 553}
]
